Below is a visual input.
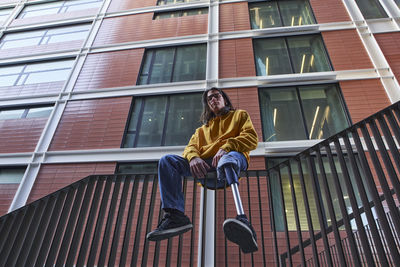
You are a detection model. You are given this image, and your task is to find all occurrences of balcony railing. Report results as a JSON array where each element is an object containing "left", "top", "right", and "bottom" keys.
[{"left": 0, "top": 101, "right": 399, "bottom": 266}]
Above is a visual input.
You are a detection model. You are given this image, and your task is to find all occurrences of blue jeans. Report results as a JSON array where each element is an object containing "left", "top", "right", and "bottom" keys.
[{"left": 158, "top": 151, "right": 247, "bottom": 213}]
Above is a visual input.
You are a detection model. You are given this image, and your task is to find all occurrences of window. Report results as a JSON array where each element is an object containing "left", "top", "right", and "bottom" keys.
[
  {"left": 154, "top": 8, "right": 208, "bottom": 19},
  {"left": 268, "top": 156, "right": 365, "bottom": 231},
  {"left": 249, "top": 0, "right": 315, "bottom": 29},
  {"left": 19, "top": 0, "right": 103, "bottom": 19},
  {"left": 123, "top": 93, "right": 202, "bottom": 148},
  {"left": 157, "top": 0, "right": 201, "bottom": 6},
  {"left": 396, "top": 0, "right": 400, "bottom": 8},
  {"left": 0, "top": 59, "right": 74, "bottom": 87},
  {"left": 254, "top": 35, "right": 332, "bottom": 76},
  {"left": 259, "top": 84, "right": 350, "bottom": 141},
  {"left": 138, "top": 44, "right": 206, "bottom": 85},
  {"left": 0, "top": 8, "right": 12, "bottom": 25},
  {"left": 117, "top": 162, "right": 158, "bottom": 174},
  {"left": 0, "top": 106, "right": 52, "bottom": 120},
  {"left": 355, "top": 0, "right": 388, "bottom": 19},
  {"left": 0, "top": 24, "right": 91, "bottom": 50},
  {"left": 0, "top": 168, "right": 26, "bottom": 184}
]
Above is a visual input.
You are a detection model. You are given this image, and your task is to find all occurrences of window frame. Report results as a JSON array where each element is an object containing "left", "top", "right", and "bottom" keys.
[
  {"left": 248, "top": 0, "right": 317, "bottom": 30},
  {"left": 258, "top": 83, "right": 352, "bottom": 142},
  {"left": 0, "top": 167, "right": 26, "bottom": 184},
  {"left": 153, "top": 7, "right": 208, "bottom": 20},
  {"left": 253, "top": 34, "right": 334, "bottom": 76},
  {"left": 0, "top": 105, "right": 53, "bottom": 120},
  {"left": 355, "top": 0, "right": 388, "bottom": 19}
]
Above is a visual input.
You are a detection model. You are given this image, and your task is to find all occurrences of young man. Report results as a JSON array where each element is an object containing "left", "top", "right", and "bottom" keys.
[{"left": 146, "top": 88, "right": 259, "bottom": 253}]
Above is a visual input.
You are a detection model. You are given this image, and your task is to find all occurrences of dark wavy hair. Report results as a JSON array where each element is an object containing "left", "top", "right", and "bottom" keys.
[{"left": 200, "top": 87, "right": 235, "bottom": 125}]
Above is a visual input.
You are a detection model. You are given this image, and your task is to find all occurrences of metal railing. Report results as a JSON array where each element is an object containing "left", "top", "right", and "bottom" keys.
[{"left": 0, "top": 101, "right": 399, "bottom": 266}]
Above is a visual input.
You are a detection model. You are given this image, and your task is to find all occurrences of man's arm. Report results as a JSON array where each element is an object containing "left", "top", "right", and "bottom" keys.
[{"left": 220, "top": 110, "right": 258, "bottom": 153}]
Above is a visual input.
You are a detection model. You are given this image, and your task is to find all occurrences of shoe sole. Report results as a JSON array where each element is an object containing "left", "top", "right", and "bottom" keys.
[
  {"left": 223, "top": 219, "right": 258, "bottom": 253},
  {"left": 146, "top": 224, "right": 193, "bottom": 241}
]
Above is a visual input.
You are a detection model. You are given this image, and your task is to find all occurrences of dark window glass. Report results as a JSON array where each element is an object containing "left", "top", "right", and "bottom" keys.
[
  {"left": 0, "top": 106, "right": 52, "bottom": 120},
  {"left": 117, "top": 162, "right": 158, "bottom": 174},
  {"left": 254, "top": 35, "right": 331, "bottom": 76},
  {"left": 259, "top": 84, "right": 349, "bottom": 142},
  {"left": 154, "top": 8, "right": 208, "bottom": 19},
  {"left": 267, "top": 156, "right": 365, "bottom": 231},
  {"left": 355, "top": 0, "right": 388, "bottom": 19},
  {"left": 19, "top": 0, "right": 103, "bottom": 19},
  {"left": 123, "top": 93, "right": 202, "bottom": 148},
  {"left": 249, "top": 0, "right": 315, "bottom": 29},
  {"left": 138, "top": 44, "right": 206, "bottom": 85},
  {"left": 0, "top": 167, "right": 26, "bottom": 184},
  {"left": 0, "top": 24, "right": 90, "bottom": 50},
  {"left": 396, "top": 0, "right": 400, "bottom": 8},
  {"left": 157, "top": 0, "right": 201, "bottom": 5}
]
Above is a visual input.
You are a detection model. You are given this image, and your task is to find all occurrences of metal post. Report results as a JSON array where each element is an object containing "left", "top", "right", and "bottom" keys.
[{"left": 231, "top": 183, "right": 244, "bottom": 215}]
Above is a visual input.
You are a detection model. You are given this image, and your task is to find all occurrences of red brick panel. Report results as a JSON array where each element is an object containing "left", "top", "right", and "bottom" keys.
[
  {"left": 0, "top": 117, "right": 48, "bottom": 153},
  {"left": 49, "top": 97, "right": 132, "bottom": 151},
  {"left": 93, "top": 13, "right": 208, "bottom": 46},
  {"left": 219, "top": 38, "right": 256, "bottom": 78},
  {"left": 340, "top": 79, "right": 390, "bottom": 123},
  {"left": 224, "top": 86, "right": 262, "bottom": 142},
  {"left": 0, "top": 40, "right": 83, "bottom": 59},
  {"left": 0, "top": 81, "right": 65, "bottom": 98},
  {"left": 27, "top": 162, "right": 116, "bottom": 203},
  {"left": 322, "top": 30, "right": 374, "bottom": 71},
  {"left": 107, "top": 0, "right": 156, "bottom": 13},
  {"left": 10, "top": 9, "right": 99, "bottom": 27},
  {"left": 219, "top": 2, "right": 251, "bottom": 32},
  {"left": 73, "top": 49, "right": 144, "bottom": 91},
  {"left": 375, "top": 32, "right": 400, "bottom": 83},
  {"left": 309, "top": 0, "right": 350, "bottom": 23},
  {"left": 0, "top": 184, "right": 19, "bottom": 216}
]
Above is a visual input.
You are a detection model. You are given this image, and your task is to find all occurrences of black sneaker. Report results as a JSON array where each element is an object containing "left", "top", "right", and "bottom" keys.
[
  {"left": 223, "top": 215, "right": 258, "bottom": 253},
  {"left": 146, "top": 212, "right": 193, "bottom": 241}
]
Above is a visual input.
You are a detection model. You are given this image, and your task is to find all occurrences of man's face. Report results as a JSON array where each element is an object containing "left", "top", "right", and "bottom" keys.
[{"left": 207, "top": 89, "right": 226, "bottom": 115}]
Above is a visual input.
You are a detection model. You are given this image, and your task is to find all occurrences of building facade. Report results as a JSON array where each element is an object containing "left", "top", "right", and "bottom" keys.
[{"left": 0, "top": 0, "right": 399, "bottom": 265}]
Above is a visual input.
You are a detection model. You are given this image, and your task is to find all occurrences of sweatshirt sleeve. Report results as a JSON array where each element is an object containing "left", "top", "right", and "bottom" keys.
[
  {"left": 183, "top": 128, "right": 201, "bottom": 162},
  {"left": 220, "top": 111, "right": 258, "bottom": 153}
]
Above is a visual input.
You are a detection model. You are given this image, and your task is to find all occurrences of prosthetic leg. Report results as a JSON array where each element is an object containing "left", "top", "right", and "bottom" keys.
[{"left": 222, "top": 164, "right": 258, "bottom": 253}]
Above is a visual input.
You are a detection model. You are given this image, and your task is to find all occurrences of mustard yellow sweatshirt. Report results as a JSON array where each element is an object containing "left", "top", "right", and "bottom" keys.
[{"left": 183, "top": 109, "right": 258, "bottom": 164}]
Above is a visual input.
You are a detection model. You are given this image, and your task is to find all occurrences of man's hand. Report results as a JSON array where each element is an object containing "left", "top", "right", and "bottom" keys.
[
  {"left": 190, "top": 157, "right": 210, "bottom": 178},
  {"left": 212, "top": 149, "right": 227, "bottom": 167}
]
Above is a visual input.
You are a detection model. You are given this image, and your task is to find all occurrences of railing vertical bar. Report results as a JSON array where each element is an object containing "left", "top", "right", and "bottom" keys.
[
  {"left": 190, "top": 176, "right": 198, "bottom": 267},
  {"left": 166, "top": 238, "right": 173, "bottom": 267},
  {"left": 370, "top": 119, "right": 400, "bottom": 203},
  {"left": 87, "top": 177, "right": 113, "bottom": 267},
  {"left": 387, "top": 209, "right": 400, "bottom": 248},
  {"left": 296, "top": 158, "right": 320, "bottom": 267},
  {"left": 201, "top": 174, "right": 208, "bottom": 267},
  {"left": 224, "top": 178, "right": 228, "bottom": 267},
  {"left": 14, "top": 198, "right": 50, "bottom": 267},
  {"left": 0, "top": 208, "right": 28, "bottom": 267},
  {"left": 384, "top": 110, "right": 400, "bottom": 145},
  {"left": 98, "top": 175, "right": 122, "bottom": 267},
  {"left": 141, "top": 174, "right": 158, "bottom": 267},
  {"left": 360, "top": 124, "right": 400, "bottom": 264},
  {"left": 55, "top": 181, "right": 88, "bottom": 267},
  {"left": 333, "top": 138, "right": 367, "bottom": 266},
  {"left": 4, "top": 203, "right": 37, "bottom": 267},
  {"left": 0, "top": 212, "right": 17, "bottom": 258},
  {"left": 31, "top": 192, "right": 65, "bottom": 267},
  {"left": 365, "top": 225, "right": 378, "bottom": 266},
  {"left": 286, "top": 161, "right": 306, "bottom": 267},
  {"left": 276, "top": 167, "right": 293, "bottom": 267},
  {"left": 131, "top": 175, "right": 150, "bottom": 266},
  {"left": 342, "top": 132, "right": 386, "bottom": 265},
  {"left": 44, "top": 187, "right": 77, "bottom": 267},
  {"left": 76, "top": 177, "right": 105, "bottom": 267},
  {"left": 245, "top": 172, "right": 255, "bottom": 266},
  {"left": 177, "top": 176, "right": 189, "bottom": 267},
  {"left": 214, "top": 175, "right": 218, "bottom": 267},
  {"left": 377, "top": 114, "right": 400, "bottom": 178},
  {"left": 65, "top": 177, "right": 97, "bottom": 266},
  {"left": 119, "top": 175, "right": 139, "bottom": 266},
  {"left": 314, "top": 149, "right": 347, "bottom": 267},
  {"left": 256, "top": 171, "right": 267, "bottom": 266},
  {"left": 305, "top": 154, "right": 333, "bottom": 267},
  {"left": 152, "top": 203, "right": 163, "bottom": 265},
  {"left": 108, "top": 175, "right": 132, "bottom": 267},
  {"left": 352, "top": 128, "right": 395, "bottom": 265}
]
